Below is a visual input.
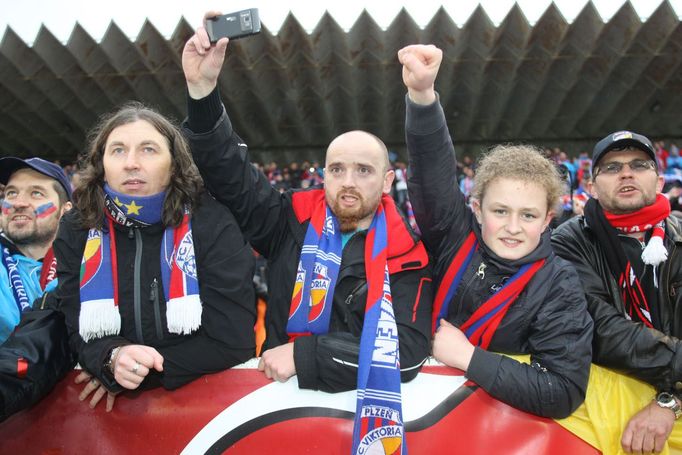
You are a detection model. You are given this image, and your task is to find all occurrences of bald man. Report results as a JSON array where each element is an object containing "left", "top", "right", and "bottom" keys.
[{"left": 181, "top": 23, "right": 432, "bottom": 393}]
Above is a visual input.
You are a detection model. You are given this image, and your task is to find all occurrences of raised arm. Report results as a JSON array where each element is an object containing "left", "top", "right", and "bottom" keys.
[
  {"left": 399, "top": 45, "right": 471, "bottom": 252},
  {"left": 181, "top": 15, "right": 286, "bottom": 257}
]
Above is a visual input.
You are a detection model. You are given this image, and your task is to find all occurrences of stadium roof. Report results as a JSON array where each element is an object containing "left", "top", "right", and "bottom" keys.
[{"left": 1, "top": 1, "right": 682, "bottom": 164}]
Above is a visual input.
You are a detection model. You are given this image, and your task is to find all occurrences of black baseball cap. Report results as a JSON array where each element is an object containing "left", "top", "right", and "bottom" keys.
[
  {"left": 0, "top": 157, "right": 72, "bottom": 200},
  {"left": 592, "top": 131, "right": 656, "bottom": 171}
]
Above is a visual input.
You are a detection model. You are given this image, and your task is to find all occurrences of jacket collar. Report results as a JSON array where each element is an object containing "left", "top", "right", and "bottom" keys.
[{"left": 665, "top": 216, "right": 682, "bottom": 244}]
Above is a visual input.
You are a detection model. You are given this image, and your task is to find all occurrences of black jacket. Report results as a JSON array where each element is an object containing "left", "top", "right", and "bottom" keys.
[
  {"left": 182, "top": 89, "right": 433, "bottom": 393},
  {"left": 405, "top": 95, "right": 593, "bottom": 418},
  {"left": 0, "top": 301, "right": 75, "bottom": 422},
  {"left": 54, "top": 192, "right": 256, "bottom": 392},
  {"left": 553, "top": 214, "right": 682, "bottom": 393}
]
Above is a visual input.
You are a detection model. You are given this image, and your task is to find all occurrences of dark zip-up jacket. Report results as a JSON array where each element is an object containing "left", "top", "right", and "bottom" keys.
[
  {"left": 553, "top": 214, "right": 682, "bottom": 394},
  {"left": 182, "top": 89, "right": 433, "bottom": 393},
  {"left": 54, "top": 192, "right": 256, "bottom": 393},
  {"left": 405, "top": 95, "right": 593, "bottom": 418}
]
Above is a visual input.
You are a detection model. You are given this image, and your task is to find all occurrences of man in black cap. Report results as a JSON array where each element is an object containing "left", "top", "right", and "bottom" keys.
[
  {"left": 0, "top": 157, "right": 72, "bottom": 343},
  {"left": 553, "top": 131, "right": 682, "bottom": 453}
]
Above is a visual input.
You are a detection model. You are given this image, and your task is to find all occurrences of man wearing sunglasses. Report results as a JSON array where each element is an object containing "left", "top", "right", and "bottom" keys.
[{"left": 553, "top": 131, "right": 682, "bottom": 453}]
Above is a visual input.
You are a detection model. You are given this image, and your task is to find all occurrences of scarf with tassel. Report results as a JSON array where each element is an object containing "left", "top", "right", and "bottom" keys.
[
  {"left": 583, "top": 194, "right": 671, "bottom": 327},
  {"left": 78, "top": 186, "right": 201, "bottom": 342}
]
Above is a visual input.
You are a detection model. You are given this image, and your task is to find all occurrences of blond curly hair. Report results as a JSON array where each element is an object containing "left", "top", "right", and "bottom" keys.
[{"left": 471, "top": 144, "right": 563, "bottom": 213}]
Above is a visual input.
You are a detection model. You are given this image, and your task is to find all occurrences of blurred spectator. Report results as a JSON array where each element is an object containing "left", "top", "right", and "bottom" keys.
[
  {"left": 393, "top": 161, "right": 408, "bottom": 210},
  {"left": 459, "top": 166, "right": 475, "bottom": 203},
  {"left": 656, "top": 141, "right": 670, "bottom": 173},
  {"left": 667, "top": 147, "right": 682, "bottom": 175}
]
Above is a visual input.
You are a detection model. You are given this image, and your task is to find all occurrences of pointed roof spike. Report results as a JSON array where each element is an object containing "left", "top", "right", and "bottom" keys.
[
  {"left": 501, "top": 3, "right": 530, "bottom": 27},
  {"left": 609, "top": 1, "right": 641, "bottom": 25},
  {"left": 349, "top": 9, "right": 383, "bottom": 35},
  {"left": 312, "top": 11, "right": 344, "bottom": 36}
]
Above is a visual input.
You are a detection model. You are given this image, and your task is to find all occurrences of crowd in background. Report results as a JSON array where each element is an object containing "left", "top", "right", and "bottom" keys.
[{"left": 4, "top": 138, "right": 682, "bottom": 223}]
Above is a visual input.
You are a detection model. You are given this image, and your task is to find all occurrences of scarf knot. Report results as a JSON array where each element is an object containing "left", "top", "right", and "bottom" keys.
[
  {"left": 432, "top": 232, "right": 545, "bottom": 348},
  {"left": 603, "top": 194, "right": 671, "bottom": 267},
  {"left": 584, "top": 194, "right": 671, "bottom": 328}
]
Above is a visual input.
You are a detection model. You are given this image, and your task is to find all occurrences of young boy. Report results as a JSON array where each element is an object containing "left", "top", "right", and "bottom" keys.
[{"left": 399, "top": 44, "right": 593, "bottom": 418}]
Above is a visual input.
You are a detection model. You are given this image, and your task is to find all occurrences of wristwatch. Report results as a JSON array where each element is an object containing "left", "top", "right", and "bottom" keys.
[
  {"left": 103, "top": 346, "right": 121, "bottom": 374},
  {"left": 655, "top": 392, "right": 682, "bottom": 420}
]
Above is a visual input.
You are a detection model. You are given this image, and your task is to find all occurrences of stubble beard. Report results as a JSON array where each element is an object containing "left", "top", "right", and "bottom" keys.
[
  {"left": 2, "top": 214, "right": 58, "bottom": 248},
  {"left": 607, "top": 191, "right": 657, "bottom": 215}
]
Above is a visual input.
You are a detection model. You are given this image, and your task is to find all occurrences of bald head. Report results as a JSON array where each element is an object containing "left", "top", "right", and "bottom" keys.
[
  {"left": 326, "top": 130, "right": 390, "bottom": 173},
  {"left": 323, "top": 130, "right": 395, "bottom": 232}
]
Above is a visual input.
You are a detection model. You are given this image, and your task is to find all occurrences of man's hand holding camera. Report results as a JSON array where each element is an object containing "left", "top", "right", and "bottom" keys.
[{"left": 183, "top": 11, "right": 229, "bottom": 100}]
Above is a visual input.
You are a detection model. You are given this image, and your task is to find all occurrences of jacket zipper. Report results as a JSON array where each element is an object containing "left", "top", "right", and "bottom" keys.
[
  {"left": 133, "top": 228, "right": 144, "bottom": 344},
  {"left": 477, "top": 262, "right": 487, "bottom": 279},
  {"left": 453, "top": 265, "right": 484, "bottom": 316},
  {"left": 150, "top": 278, "right": 163, "bottom": 340},
  {"left": 344, "top": 281, "right": 368, "bottom": 324}
]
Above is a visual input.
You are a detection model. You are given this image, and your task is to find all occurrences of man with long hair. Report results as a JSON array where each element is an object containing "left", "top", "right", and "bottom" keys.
[{"left": 53, "top": 102, "right": 256, "bottom": 410}]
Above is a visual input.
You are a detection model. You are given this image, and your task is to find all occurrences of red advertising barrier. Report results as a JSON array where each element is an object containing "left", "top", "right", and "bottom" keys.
[{"left": 0, "top": 364, "right": 598, "bottom": 454}]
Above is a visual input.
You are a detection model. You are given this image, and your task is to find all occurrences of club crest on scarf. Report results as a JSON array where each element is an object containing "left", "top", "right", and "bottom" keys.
[
  {"left": 290, "top": 265, "right": 305, "bottom": 318},
  {"left": 287, "top": 208, "right": 342, "bottom": 335},
  {"left": 80, "top": 230, "right": 103, "bottom": 287},
  {"left": 309, "top": 263, "right": 331, "bottom": 321},
  {"left": 356, "top": 404, "right": 403, "bottom": 455},
  {"left": 173, "top": 231, "right": 197, "bottom": 279}
]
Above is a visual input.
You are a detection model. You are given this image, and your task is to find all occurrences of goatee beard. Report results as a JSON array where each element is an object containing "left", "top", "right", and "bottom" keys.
[
  {"left": 330, "top": 189, "right": 380, "bottom": 233},
  {"left": 338, "top": 216, "right": 361, "bottom": 233}
]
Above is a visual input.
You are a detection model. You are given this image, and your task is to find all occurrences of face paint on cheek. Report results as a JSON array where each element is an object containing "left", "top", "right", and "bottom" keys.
[
  {"left": 34, "top": 202, "right": 57, "bottom": 219},
  {"left": 1, "top": 201, "right": 12, "bottom": 215}
]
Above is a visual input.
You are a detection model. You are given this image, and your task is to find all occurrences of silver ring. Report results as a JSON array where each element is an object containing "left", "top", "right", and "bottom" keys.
[
  {"left": 90, "top": 378, "right": 98, "bottom": 386},
  {"left": 132, "top": 362, "right": 140, "bottom": 374}
]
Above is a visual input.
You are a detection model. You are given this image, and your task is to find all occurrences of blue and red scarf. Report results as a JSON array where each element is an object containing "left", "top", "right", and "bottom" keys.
[
  {"left": 1, "top": 201, "right": 59, "bottom": 313},
  {"left": 78, "top": 187, "right": 201, "bottom": 342},
  {"left": 288, "top": 194, "right": 406, "bottom": 455},
  {"left": 287, "top": 202, "right": 342, "bottom": 337},
  {"left": 433, "top": 232, "right": 545, "bottom": 349}
]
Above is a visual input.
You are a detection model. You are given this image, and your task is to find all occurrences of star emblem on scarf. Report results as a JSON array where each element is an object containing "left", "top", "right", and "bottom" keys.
[
  {"left": 114, "top": 197, "right": 123, "bottom": 207},
  {"left": 124, "top": 200, "right": 143, "bottom": 215}
]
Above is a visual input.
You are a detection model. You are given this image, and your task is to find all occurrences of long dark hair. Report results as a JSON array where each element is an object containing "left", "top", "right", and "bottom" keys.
[{"left": 75, "top": 102, "right": 203, "bottom": 229}]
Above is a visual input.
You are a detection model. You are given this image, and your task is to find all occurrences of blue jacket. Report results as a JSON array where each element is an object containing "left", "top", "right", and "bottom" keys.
[{"left": 0, "top": 235, "right": 56, "bottom": 343}]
